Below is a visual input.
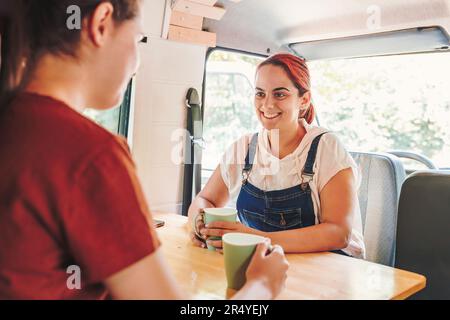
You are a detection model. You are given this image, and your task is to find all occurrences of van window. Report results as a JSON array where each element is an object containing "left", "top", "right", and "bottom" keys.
[
  {"left": 83, "top": 81, "right": 133, "bottom": 137},
  {"left": 202, "top": 50, "right": 264, "bottom": 187},
  {"left": 308, "top": 52, "right": 450, "bottom": 170},
  {"left": 83, "top": 107, "right": 121, "bottom": 134}
]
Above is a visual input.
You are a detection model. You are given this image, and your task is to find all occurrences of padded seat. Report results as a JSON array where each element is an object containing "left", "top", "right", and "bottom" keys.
[
  {"left": 350, "top": 152, "right": 406, "bottom": 266},
  {"left": 395, "top": 171, "right": 450, "bottom": 299}
]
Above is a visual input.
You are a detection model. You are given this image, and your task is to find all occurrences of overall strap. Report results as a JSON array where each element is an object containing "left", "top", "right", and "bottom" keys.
[
  {"left": 302, "top": 132, "right": 328, "bottom": 177},
  {"left": 242, "top": 133, "right": 259, "bottom": 184}
]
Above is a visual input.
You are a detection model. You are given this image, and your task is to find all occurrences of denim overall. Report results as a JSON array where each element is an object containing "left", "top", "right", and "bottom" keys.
[{"left": 236, "top": 133, "right": 349, "bottom": 256}]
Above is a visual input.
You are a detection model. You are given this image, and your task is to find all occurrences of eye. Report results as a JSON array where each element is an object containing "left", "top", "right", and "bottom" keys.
[
  {"left": 274, "top": 92, "right": 287, "bottom": 98},
  {"left": 255, "top": 91, "right": 265, "bottom": 98}
]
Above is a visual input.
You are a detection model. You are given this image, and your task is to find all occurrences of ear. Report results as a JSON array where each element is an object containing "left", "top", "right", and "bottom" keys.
[
  {"left": 87, "top": 2, "right": 115, "bottom": 47},
  {"left": 299, "top": 91, "right": 311, "bottom": 111}
]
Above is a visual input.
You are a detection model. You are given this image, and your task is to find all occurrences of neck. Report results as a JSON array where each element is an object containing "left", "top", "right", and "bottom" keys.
[
  {"left": 25, "top": 54, "right": 89, "bottom": 112},
  {"left": 268, "top": 121, "right": 305, "bottom": 159}
]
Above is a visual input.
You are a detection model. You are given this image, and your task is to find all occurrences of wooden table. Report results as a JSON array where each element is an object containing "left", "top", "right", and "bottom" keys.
[{"left": 154, "top": 213, "right": 426, "bottom": 300}]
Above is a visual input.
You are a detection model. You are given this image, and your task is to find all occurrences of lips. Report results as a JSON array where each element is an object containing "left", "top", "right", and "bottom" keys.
[{"left": 261, "top": 112, "right": 282, "bottom": 120}]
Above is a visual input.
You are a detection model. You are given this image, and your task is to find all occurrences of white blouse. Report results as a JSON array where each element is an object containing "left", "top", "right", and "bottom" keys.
[{"left": 219, "top": 119, "right": 366, "bottom": 258}]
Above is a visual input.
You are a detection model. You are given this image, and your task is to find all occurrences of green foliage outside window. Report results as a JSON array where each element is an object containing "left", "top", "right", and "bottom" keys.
[{"left": 203, "top": 50, "right": 450, "bottom": 173}]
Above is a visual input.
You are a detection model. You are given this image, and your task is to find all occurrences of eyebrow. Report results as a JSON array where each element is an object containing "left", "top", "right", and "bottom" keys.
[
  {"left": 273, "top": 87, "right": 290, "bottom": 92},
  {"left": 255, "top": 87, "right": 291, "bottom": 92}
]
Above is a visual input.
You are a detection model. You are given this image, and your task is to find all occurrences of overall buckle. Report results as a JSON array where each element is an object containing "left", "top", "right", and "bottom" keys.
[
  {"left": 300, "top": 172, "right": 314, "bottom": 191},
  {"left": 242, "top": 171, "right": 250, "bottom": 186}
]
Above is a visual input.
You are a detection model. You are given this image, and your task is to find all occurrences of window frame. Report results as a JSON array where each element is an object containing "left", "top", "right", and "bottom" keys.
[
  {"left": 118, "top": 79, "right": 133, "bottom": 138},
  {"left": 201, "top": 47, "right": 269, "bottom": 145},
  {"left": 201, "top": 47, "right": 268, "bottom": 123}
]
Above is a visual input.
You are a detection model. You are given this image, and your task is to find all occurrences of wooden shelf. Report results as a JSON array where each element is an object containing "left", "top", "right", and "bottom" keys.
[
  {"left": 162, "top": 0, "right": 231, "bottom": 47},
  {"left": 168, "top": 25, "right": 217, "bottom": 47},
  {"left": 189, "top": 0, "right": 217, "bottom": 5},
  {"left": 172, "top": 0, "right": 226, "bottom": 21},
  {"left": 170, "top": 11, "right": 204, "bottom": 30}
]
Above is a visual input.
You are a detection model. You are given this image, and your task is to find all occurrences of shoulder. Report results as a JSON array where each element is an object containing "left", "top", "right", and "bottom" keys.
[
  {"left": 320, "top": 131, "right": 347, "bottom": 152},
  {"left": 311, "top": 129, "right": 360, "bottom": 189},
  {"left": 312, "top": 129, "right": 354, "bottom": 164},
  {"left": 75, "top": 135, "right": 134, "bottom": 180},
  {"left": 54, "top": 110, "right": 129, "bottom": 174},
  {"left": 301, "top": 121, "right": 347, "bottom": 152},
  {"left": 297, "top": 124, "right": 343, "bottom": 158},
  {"left": 318, "top": 132, "right": 357, "bottom": 168},
  {"left": 303, "top": 125, "right": 356, "bottom": 168},
  {"left": 11, "top": 93, "right": 131, "bottom": 171}
]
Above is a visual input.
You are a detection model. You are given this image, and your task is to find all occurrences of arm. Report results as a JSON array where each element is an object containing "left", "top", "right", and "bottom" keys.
[
  {"left": 105, "top": 241, "right": 289, "bottom": 300},
  {"left": 105, "top": 248, "right": 185, "bottom": 300},
  {"left": 203, "top": 168, "right": 356, "bottom": 253},
  {"left": 188, "top": 166, "right": 230, "bottom": 247},
  {"left": 188, "top": 166, "right": 230, "bottom": 224}
]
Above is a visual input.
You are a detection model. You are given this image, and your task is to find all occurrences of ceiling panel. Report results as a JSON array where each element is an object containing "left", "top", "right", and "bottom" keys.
[{"left": 204, "top": 0, "right": 450, "bottom": 55}]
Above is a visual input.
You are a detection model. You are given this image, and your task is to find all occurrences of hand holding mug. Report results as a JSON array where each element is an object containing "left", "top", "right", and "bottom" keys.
[
  {"left": 190, "top": 209, "right": 206, "bottom": 248},
  {"left": 194, "top": 208, "right": 238, "bottom": 251},
  {"left": 246, "top": 241, "right": 289, "bottom": 299}
]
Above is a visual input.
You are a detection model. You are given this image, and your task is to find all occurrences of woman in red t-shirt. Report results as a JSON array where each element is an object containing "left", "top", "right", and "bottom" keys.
[{"left": 0, "top": 0, "right": 288, "bottom": 300}]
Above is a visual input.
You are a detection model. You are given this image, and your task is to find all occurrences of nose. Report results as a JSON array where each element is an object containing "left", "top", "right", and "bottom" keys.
[{"left": 260, "top": 95, "right": 276, "bottom": 111}]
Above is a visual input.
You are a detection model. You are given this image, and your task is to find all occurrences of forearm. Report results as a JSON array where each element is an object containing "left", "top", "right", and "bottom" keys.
[
  {"left": 232, "top": 279, "right": 273, "bottom": 300},
  {"left": 106, "top": 250, "right": 187, "bottom": 300},
  {"left": 258, "top": 223, "right": 350, "bottom": 254}
]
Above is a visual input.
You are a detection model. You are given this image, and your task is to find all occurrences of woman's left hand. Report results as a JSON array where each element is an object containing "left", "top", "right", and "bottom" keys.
[{"left": 200, "top": 221, "right": 252, "bottom": 253}]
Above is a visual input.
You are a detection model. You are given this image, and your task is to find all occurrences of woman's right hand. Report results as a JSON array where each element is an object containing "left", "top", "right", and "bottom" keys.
[
  {"left": 245, "top": 241, "right": 289, "bottom": 299},
  {"left": 189, "top": 209, "right": 206, "bottom": 248}
]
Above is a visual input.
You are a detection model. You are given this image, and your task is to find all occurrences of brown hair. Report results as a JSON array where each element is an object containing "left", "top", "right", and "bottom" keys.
[
  {"left": 257, "top": 53, "right": 315, "bottom": 124},
  {"left": 0, "top": 0, "right": 139, "bottom": 104}
]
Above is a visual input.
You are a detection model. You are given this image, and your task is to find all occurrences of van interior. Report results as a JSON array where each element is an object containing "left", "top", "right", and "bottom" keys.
[{"left": 1, "top": 0, "right": 450, "bottom": 300}]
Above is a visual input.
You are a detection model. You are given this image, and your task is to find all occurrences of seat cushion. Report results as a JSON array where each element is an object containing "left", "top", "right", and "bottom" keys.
[
  {"left": 351, "top": 152, "right": 406, "bottom": 266},
  {"left": 395, "top": 170, "right": 450, "bottom": 299}
]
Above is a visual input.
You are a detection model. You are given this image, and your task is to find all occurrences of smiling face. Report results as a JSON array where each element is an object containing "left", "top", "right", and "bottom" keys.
[{"left": 254, "top": 64, "right": 310, "bottom": 132}]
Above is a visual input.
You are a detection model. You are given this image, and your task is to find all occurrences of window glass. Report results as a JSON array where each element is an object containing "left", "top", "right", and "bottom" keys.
[
  {"left": 83, "top": 107, "right": 121, "bottom": 134},
  {"left": 82, "top": 81, "right": 133, "bottom": 137},
  {"left": 308, "top": 52, "right": 450, "bottom": 170},
  {"left": 202, "top": 51, "right": 264, "bottom": 186}
]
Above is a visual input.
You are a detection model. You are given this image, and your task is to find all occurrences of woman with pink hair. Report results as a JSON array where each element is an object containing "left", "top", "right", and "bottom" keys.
[{"left": 189, "top": 53, "right": 365, "bottom": 259}]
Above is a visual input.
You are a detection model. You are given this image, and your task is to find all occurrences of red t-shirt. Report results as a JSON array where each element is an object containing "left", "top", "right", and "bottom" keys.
[{"left": 0, "top": 93, "right": 161, "bottom": 299}]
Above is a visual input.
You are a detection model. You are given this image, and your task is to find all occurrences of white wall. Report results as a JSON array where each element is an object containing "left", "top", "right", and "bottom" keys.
[{"left": 131, "top": 0, "right": 207, "bottom": 214}]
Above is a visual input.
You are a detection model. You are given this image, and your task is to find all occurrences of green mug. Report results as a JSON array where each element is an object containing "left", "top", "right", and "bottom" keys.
[
  {"left": 222, "top": 232, "right": 267, "bottom": 290},
  {"left": 194, "top": 208, "right": 238, "bottom": 251}
]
